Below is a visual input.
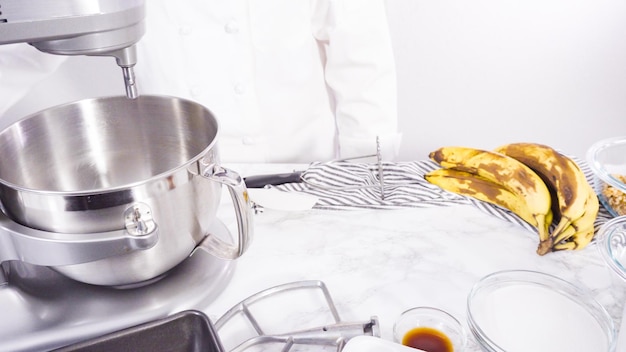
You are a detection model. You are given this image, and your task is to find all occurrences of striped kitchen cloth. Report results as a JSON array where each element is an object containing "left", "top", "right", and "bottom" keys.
[{"left": 275, "top": 159, "right": 613, "bottom": 234}]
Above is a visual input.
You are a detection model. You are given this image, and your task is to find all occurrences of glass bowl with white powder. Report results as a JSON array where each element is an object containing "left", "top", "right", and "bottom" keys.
[
  {"left": 467, "top": 270, "right": 615, "bottom": 352},
  {"left": 597, "top": 216, "right": 626, "bottom": 282},
  {"left": 597, "top": 215, "right": 626, "bottom": 350}
]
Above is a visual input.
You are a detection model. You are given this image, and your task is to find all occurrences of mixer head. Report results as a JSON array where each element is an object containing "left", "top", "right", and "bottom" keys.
[{"left": 0, "top": 0, "right": 146, "bottom": 98}]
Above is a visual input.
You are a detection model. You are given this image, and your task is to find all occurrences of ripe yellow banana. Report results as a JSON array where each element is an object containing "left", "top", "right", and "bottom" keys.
[
  {"left": 425, "top": 168, "right": 553, "bottom": 232},
  {"left": 552, "top": 184, "right": 599, "bottom": 249},
  {"left": 494, "top": 143, "right": 595, "bottom": 245},
  {"left": 429, "top": 146, "right": 553, "bottom": 254}
]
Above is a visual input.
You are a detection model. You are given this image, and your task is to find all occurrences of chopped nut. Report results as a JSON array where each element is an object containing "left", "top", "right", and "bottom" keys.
[{"left": 602, "top": 174, "right": 626, "bottom": 215}]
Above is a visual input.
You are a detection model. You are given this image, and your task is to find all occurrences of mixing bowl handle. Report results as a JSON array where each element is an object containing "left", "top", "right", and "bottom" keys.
[
  {"left": 199, "top": 164, "right": 253, "bottom": 260},
  {"left": 0, "top": 211, "right": 159, "bottom": 266}
]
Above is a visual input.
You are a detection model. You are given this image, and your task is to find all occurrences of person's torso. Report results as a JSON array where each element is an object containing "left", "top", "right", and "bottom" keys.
[{"left": 135, "top": 0, "right": 337, "bottom": 163}]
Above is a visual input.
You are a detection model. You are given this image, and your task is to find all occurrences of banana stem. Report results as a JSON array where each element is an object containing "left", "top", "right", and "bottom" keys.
[
  {"left": 535, "top": 212, "right": 554, "bottom": 255},
  {"left": 536, "top": 238, "right": 554, "bottom": 256}
]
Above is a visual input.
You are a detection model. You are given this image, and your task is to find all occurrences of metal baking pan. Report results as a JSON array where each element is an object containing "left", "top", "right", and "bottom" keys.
[{"left": 53, "top": 310, "right": 225, "bottom": 352}]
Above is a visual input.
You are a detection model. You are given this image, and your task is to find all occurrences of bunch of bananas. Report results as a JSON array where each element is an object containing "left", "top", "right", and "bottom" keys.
[{"left": 425, "top": 143, "right": 599, "bottom": 255}]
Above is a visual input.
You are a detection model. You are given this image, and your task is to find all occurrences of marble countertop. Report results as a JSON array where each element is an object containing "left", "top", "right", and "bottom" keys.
[
  {"left": 203, "top": 164, "right": 626, "bottom": 351},
  {"left": 1, "top": 163, "right": 622, "bottom": 352}
]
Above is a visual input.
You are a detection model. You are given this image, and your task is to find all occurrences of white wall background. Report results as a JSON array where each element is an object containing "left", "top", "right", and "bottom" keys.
[
  {"left": 5, "top": 0, "right": 626, "bottom": 161},
  {"left": 387, "top": 0, "right": 626, "bottom": 161}
]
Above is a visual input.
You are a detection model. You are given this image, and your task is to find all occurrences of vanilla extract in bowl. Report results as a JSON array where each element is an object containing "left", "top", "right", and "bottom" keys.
[
  {"left": 393, "top": 307, "right": 466, "bottom": 352},
  {"left": 402, "top": 326, "right": 453, "bottom": 352}
]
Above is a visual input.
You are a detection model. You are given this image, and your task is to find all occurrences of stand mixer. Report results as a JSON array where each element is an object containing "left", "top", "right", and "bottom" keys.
[
  {"left": 0, "top": 0, "right": 145, "bottom": 98},
  {"left": 0, "top": 2, "right": 249, "bottom": 350}
]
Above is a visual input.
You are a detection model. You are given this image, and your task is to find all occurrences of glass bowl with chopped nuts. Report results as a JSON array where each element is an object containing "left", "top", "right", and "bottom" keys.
[{"left": 588, "top": 136, "right": 626, "bottom": 217}]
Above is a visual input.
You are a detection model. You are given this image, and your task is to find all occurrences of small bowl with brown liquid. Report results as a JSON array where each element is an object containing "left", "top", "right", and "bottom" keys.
[{"left": 393, "top": 307, "right": 467, "bottom": 352}]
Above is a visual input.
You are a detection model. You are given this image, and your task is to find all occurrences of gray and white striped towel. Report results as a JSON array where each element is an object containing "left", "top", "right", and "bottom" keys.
[{"left": 275, "top": 159, "right": 613, "bottom": 235}]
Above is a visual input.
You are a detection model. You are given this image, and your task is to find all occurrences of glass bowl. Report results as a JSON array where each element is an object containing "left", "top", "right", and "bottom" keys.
[
  {"left": 597, "top": 215, "right": 626, "bottom": 282},
  {"left": 393, "top": 307, "right": 467, "bottom": 351},
  {"left": 467, "top": 270, "right": 615, "bottom": 352},
  {"left": 587, "top": 136, "right": 626, "bottom": 217},
  {"left": 597, "top": 216, "right": 626, "bottom": 350}
]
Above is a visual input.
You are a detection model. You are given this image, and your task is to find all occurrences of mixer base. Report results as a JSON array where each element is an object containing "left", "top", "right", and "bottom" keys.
[{"left": 0, "top": 221, "right": 236, "bottom": 352}]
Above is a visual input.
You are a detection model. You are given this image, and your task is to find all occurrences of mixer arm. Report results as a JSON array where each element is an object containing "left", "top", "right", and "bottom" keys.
[
  {"left": 0, "top": 0, "right": 145, "bottom": 99},
  {"left": 0, "top": 211, "right": 158, "bottom": 266}
]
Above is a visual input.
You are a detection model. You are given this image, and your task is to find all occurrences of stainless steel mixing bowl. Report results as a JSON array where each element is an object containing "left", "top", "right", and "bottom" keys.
[{"left": 0, "top": 95, "right": 252, "bottom": 286}]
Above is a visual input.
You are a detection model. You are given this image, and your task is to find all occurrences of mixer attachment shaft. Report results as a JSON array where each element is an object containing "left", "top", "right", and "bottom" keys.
[{"left": 215, "top": 280, "right": 380, "bottom": 352}]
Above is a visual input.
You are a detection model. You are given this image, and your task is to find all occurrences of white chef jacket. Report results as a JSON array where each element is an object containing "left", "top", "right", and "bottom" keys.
[
  {"left": 0, "top": 0, "right": 400, "bottom": 163},
  {"left": 137, "top": 0, "right": 400, "bottom": 163}
]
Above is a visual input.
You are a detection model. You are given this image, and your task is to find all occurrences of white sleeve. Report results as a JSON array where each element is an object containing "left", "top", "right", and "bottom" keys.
[
  {"left": 0, "top": 44, "right": 68, "bottom": 118},
  {"left": 312, "top": 0, "right": 402, "bottom": 160}
]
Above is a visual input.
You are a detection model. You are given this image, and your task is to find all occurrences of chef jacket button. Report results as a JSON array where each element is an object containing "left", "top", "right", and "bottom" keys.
[
  {"left": 242, "top": 136, "right": 256, "bottom": 145},
  {"left": 224, "top": 20, "right": 239, "bottom": 34},
  {"left": 179, "top": 25, "right": 192, "bottom": 36},
  {"left": 234, "top": 83, "right": 246, "bottom": 95}
]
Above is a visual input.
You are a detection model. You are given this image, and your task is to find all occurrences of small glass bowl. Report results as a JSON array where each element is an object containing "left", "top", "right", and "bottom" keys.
[
  {"left": 467, "top": 270, "right": 615, "bottom": 352},
  {"left": 587, "top": 136, "right": 626, "bottom": 217},
  {"left": 597, "top": 217, "right": 626, "bottom": 352},
  {"left": 393, "top": 306, "right": 467, "bottom": 351},
  {"left": 597, "top": 215, "right": 626, "bottom": 282}
]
